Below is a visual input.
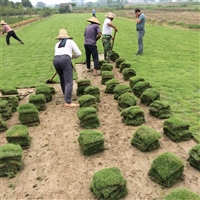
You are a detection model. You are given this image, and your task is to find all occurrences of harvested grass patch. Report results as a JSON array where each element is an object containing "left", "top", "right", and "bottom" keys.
[
  {"left": 101, "top": 63, "right": 113, "bottom": 72},
  {"left": 140, "top": 88, "right": 160, "bottom": 106},
  {"left": 101, "top": 71, "right": 115, "bottom": 85},
  {"left": 119, "top": 62, "right": 131, "bottom": 73},
  {"left": 188, "top": 144, "right": 200, "bottom": 171},
  {"left": 122, "top": 68, "right": 136, "bottom": 81},
  {"left": 0, "top": 114, "right": 7, "bottom": 132},
  {"left": 110, "top": 51, "right": 120, "bottom": 62},
  {"left": 84, "top": 86, "right": 100, "bottom": 102},
  {"left": 115, "top": 58, "right": 125, "bottom": 69},
  {"left": 132, "top": 81, "right": 152, "bottom": 98},
  {"left": 129, "top": 76, "right": 145, "bottom": 89},
  {"left": 104, "top": 78, "right": 119, "bottom": 94},
  {"left": 76, "top": 79, "right": 91, "bottom": 96},
  {"left": 0, "top": 99, "right": 12, "bottom": 121},
  {"left": 113, "top": 84, "right": 132, "bottom": 100},
  {"left": 78, "top": 94, "right": 98, "bottom": 109},
  {"left": 28, "top": 94, "right": 46, "bottom": 111},
  {"left": 0, "top": 87, "right": 18, "bottom": 95},
  {"left": 35, "top": 85, "right": 53, "bottom": 103}
]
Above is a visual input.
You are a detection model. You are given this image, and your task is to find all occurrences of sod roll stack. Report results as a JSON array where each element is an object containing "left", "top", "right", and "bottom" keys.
[
  {"left": 132, "top": 81, "right": 151, "bottom": 98},
  {"left": 6, "top": 125, "right": 31, "bottom": 149},
  {"left": 129, "top": 76, "right": 145, "bottom": 89},
  {"left": 76, "top": 79, "right": 91, "bottom": 96},
  {"left": 101, "top": 71, "right": 114, "bottom": 85},
  {"left": 28, "top": 94, "right": 46, "bottom": 111},
  {"left": 78, "top": 130, "right": 104, "bottom": 155},
  {"left": 78, "top": 94, "right": 98, "bottom": 109},
  {"left": 101, "top": 63, "right": 113, "bottom": 72},
  {"left": 115, "top": 58, "right": 125, "bottom": 68},
  {"left": 0, "top": 87, "right": 18, "bottom": 95},
  {"left": 113, "top": 84, "right": 132, "bottom": 100},
  {"left": 104, "top": 78, "right": 119, "bottom": 94},
  {"left": 90, "top": 167, "right": 128, "bottom": 200},
  {"left": 149, "top": 100, "right": 172, "bottom": 119},
  {"left": 120, "top": 106, "right": 145, "bottom": 126},
  {"left": 77, "top": 107, "right": 100, "bottom": 129},
  {"left": 17, "top": 103, "right": 40, "bottom": 126},
  {"left": 84, "top": 86, "right": 100, "bottom": 102},
  {"left": 0, "top": 143, "right": 23, "bottom": 177},
  {"left": 0, "top": 114, "right": 7, "bottom": 132},
  {"left": 188, "top": 144, "right": 200, "bottom": 170},
  {"left": 163, "top": 117, "right": 192, "bottom": 142},
  {"left": 110, "top": 51, "right": 119, "bottom": 62},
  {"left": 0, "top": 99, "right": 12, "bottom": 120},
  {"left": 99, "top": 60, "right": 107, "bottom": 69},
  {"left": 3, "top": 96, "right": 19, "bottom": 113},
  {"left": 148, "top": 152, "right": 184, "bottom": 187},
  {"left": 140, "top": 88, "right": 160, "bottom": 106},
  {"left": 122, "top": 68, "right": 136, "bottom": 81},
  {"left": 119, "top": 62, "right": 131, "bottom": 73},
  {"left": 35, "top": 85, "right": 53, "bottom": 102},
  {"left": 131, "top": 126, "right": 161, "bottom": 152}
]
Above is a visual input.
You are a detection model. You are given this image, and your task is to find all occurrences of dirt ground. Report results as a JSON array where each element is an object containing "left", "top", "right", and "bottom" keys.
[{"left": 0, "top": 55, "right": 199, "bottom": 200}]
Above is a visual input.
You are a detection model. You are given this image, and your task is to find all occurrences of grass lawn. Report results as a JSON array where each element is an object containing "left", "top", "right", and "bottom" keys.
[{"left": 0, "top": 13, "right": 199, "bottom": 129}]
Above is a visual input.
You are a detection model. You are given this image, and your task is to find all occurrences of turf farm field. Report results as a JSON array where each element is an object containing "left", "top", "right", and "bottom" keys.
[{"left": 0, "top": 12, "right": 200, "bottom": 199}]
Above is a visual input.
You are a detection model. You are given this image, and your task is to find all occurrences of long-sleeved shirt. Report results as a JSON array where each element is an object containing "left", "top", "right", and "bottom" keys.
[{"left": 2, "top": 24, "right": 13, "bottom": 33}]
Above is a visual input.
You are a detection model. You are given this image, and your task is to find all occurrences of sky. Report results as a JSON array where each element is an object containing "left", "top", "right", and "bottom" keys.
[{"left": 12, "top": 0, "right": 72, "bottom": 6}]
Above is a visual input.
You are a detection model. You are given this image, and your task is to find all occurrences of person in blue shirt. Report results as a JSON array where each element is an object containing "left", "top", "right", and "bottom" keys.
[{"left": 92, "top": 9, "right": 96, "bottom": 17}]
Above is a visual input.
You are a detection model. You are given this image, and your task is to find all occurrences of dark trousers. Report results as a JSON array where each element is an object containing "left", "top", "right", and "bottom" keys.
[
  {"left": 137, "top": 30, "right": 145, "bottom": 54},
  {"left": 53, "top": 55, "right": 73, "bottom": 104},
  {"left": 84, "top": 44, "right": 99, "bottom": 70},
  {"left": 6, "top": 30, "right": 22, "bottom": 45}
]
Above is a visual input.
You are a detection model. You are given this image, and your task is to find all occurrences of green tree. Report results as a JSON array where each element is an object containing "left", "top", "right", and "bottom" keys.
[{"left": 22, "top": 0, "right": 33, "bottom": 8}]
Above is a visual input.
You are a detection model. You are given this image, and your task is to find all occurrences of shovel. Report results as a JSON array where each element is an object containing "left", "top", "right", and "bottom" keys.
[{"left": 111, "top": 29, "right": 117, "bottom": 50}]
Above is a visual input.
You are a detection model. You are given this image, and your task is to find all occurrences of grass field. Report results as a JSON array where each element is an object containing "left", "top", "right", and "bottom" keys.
[{"left": 0, "top": 13, "right": 199, "bottom": 128}]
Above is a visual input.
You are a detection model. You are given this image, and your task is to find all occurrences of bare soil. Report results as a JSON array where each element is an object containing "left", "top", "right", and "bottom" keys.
[{"left": 0, "top": 56, "right": 199, "bottom": 200}]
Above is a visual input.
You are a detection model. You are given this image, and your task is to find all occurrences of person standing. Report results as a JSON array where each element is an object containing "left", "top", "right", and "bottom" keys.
[
  {"left": 53, "top": 29, "right": 81, "bottom": 108},
  {"left": 84, "top": 17, "right": 101, "bottom": 76},
  {"left": 1, "top": 20, "right": 24, "bottom": 45},
  {"left": 102, "top": 12, "right": 118, "bottom": 63},
  {"left": 92, "top": 8, "right": 96, "bottom": 17},
  {"left": 135, "top": 8, "right": 146, "bottom": 55}
]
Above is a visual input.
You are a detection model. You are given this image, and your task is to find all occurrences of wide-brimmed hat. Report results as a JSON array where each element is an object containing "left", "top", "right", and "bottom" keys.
[
  {"left": 0, "top": 20, "right": 7, "bottom": 25},
  {"left": 87, "top": 17, "right": 100, "bottom": 25},
  {"left": 105, "top": 12, "right": 116, "bottom": 19},
  {"left": 56, "top": 29, "right": 72, "bottom": 39}
]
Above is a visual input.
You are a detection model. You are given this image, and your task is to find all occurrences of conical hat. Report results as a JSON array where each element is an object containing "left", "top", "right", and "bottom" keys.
[
  {"left": 56, "top": 29, "right": 73, "bottom": 39},
  {"left": 105, "top": 12, "right": 116, "bottom": 19},
  {"left": 87, "top": 17, "right": 100, "bottom": 25},
  {"left": 0, "top": 20, "right": 7, "bottom": 25}
]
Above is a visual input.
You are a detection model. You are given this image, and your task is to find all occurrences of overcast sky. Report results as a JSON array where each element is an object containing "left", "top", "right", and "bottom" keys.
[{"left": 12, "top": 0, "right": 71, "bottom": 6}]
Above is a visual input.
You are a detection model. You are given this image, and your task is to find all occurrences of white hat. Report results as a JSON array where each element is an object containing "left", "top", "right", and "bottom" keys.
[
  {"left": 56, "top": 29, "right": 72, "bottom": 39},
  {"left": 0, "top": 20, "right": 7, "bottom": 25},
  {"left": 105, "top": 12, "right": 116, "bottom": 19}
]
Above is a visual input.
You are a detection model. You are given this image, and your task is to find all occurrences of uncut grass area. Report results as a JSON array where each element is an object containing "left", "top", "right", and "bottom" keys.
[{"left": 0, "top": 13, "right": 199, "bottom": 128}]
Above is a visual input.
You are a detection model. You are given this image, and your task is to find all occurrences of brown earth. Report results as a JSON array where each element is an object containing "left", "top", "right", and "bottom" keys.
[{"left": 0, "top": 55, "right": 199, "bottom": 200}]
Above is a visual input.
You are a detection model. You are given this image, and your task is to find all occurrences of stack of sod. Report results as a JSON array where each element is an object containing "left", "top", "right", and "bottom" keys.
[
  {"left": 122, "top": 68, "right": 136, "bottom": 81},
  {"left": 6, "top": 125, "right": 31, "bottom": 149},
  {"left": 49, "top": 86, "right": 56, "bottom": 95},
  {"left": 140, "top": 88, "right": 160, "bottom": 106},
  {"left": 117, "top": 92, "right": 137, "bottom": 111},
  {"left": 90, "top": 167, "right": 128, "bottom": 200},
  {"left": 115, "top": 58, "right": 125, "bottom": 68},
  {"left": 84, "top": 86, "right": 100, "bottom": 102},
  {"left": 0, "top": 114, "right": 7, "bottom": 132},
  {"left": 78, "top": 94, "right": 98, "bottom": 109},
  {"left": 110, "top": 51, "right": 120, "bottom": 62},
  {"left": 148, "top": 151, "right": 184, "bottom": 187},
  {"left": 78, "top": 129, "right": 104, "bottom": 155},
  {"left": 0, "top": 99, "right": 12, "bottom": 120},
  {"left": 77, "top": 107, "right": 100, "bottom": 129},
  {"left": 101, "top": 71, "right": 114, "bottom": 85},
  {"left": 163, "top": 117, "right": 192, "bottom": 142},
  {"left": 188, "top": 144, "right": 200, "bottom": 170},
  {"left": 101, "top": 63, "right": 113, "bottom": 72},
  {"left": 76, "top": 79, "right": 91, "bottom": 96},
  {"left": 119, "top": 62, "right": 131, "bottom": 73},
  {"left": 164, "top": 188, "right": 200, "bottom": 200},
  {"left": 120, "top": 106, "right": 145, "bottom": 126},
  {"left": 28, "top": 94, "right": 46, "bottom": 111},
  {"left": 104, "top": 78, "right": 119, "bottom": 94},
  {"left": 131, "top": 126, "right": 161, "bottom": 152},
  {"left": 129, "top": 76, "right": 145, "bottom": 89},
  {"left": 149, "top": 100, "right": 172, "bottom": 119},
  {"left": 3, "top": 96, "right": 19, "bottom": 113},
  {"left": 132, "top": 81, "right": 152, "bottom": 98},
  {"left": 113, "top": 84, "right": 132, "bottom": 100},
  {"left": 17, "top": 103, "right": 40, "bottom": 126},
  {"left": 99, "top": 60, "right": 107, "bottom": 69},
  {"left": 0, "top": 87, "right": 18, "bottom": 95},
  {"left": 0, "top": 143, "right": 23, "bottom": 177},
  {"left": 35, "top": 85, "right": 52, "bottom": 102}
]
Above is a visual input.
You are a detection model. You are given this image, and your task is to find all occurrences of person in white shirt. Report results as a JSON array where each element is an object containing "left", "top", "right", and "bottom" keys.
[
  {"left": 53, "top": 29, "right": 81, "bottom": 108},
  {"left": 102, "top": 12, "right": 118, "bottom": 63}
]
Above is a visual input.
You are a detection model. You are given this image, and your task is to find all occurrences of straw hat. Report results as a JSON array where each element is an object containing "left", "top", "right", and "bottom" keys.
[
  {"left": 105, "top": 12, "right": 116, "bottom": 19},
  {"left": 0, "top": 20, "right": 7, "bottom": 25},
  {"left": 56, "top": 29, "right": 72, "bottom": 39},
  {"left": 87, "top": 17, "right": 100, "bottom": 25}
]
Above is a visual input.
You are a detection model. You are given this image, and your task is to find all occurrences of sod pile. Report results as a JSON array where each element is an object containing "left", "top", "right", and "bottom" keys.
[
  {"left": 188, "top": 144, "right": 200, "bottom": 170},
  {"left": 35, "top": 85, "right": 53, "bottom": 102},
  {"left": 119, "top": 62, "right": 131, "bottom": 73},
  {"left": 0, "top": 143, "right": 23, "bottom": 177},
  {"left": 148, "top": 152, "right": 184, "bottom": 187},
  {"left": 132, "top": 81, "right": 152, "bottom": 98},
  {"left": 84, "top": 86, "right": 100, "bottom": 102},
  {"left": 122, "top": 68, "right": 136, "bottom": 81},
  {"left": 78, "top": 94, "right": 98, "bottom": 109},
  {"left": 104, "top": 78, "right": 119, "bottom": 94},
  {"left": 76, "top": 79, "right": 91, "bottom": 96},
  {"left": 101, "top": 63, "right": 113, "bottom": 72},
  {"left": 129, "top": 76, "right": 145, "bottom": 89},
  {"left": 6, "top": 125, "right": 31, "bottom": 149},
  {"left": 77, "top": 107, "right": 100, "bottom": 129},
  {"left": 113, "top": 84, "right": 132, "bottom": 100},
  {"left": 0, "top": 99, "right": 12, "bottom": 120},
  {"left": 49, "top": 86, "right": 56, "bottom": 95},
  {"left": 131, "top": 126, "right": 161, "bottom": 152},
  {"left": 193, "top": 133, "right": 200, "bottom": 143},
  {"left": 99, "top": 60, "right": 107, "bottom": 69},
  {"left": 0, "top": 87, "right": 18, "bottom": 95},
  {"left": 117, "top": 92, "right": 137, "bottom": 111},
  {"left": 101, "top": 71, "right": 114, "bottom": 85},
  {"left": 28, "top": 94, "right": 46, "bottom": 111},
  {"left": 120, "top": 106, "right": 145, "bottom": 126},
  {"left": 3, "top": 96, "right": 19, "bottom": 113},
  {"left": 78, "top": 129, "right": 104, "bottom": 155},
  {"left": 164, "top": 188, "right": 200, "bottom": 200},
  {"left": 90, "top": 167, "right": 128, "bottom": 200},
  {"left": 140, "top": 88, "right": 160, "bottom": 106},
  {"left": 110, "top": 51, "right": 120, "bottom": 62},
  {"left": 17, "top": 103, "right": 40, "bottom": 126},
  {"left": 115, "top": 58, "right": 125, "bottom": 68},
  {"left": 149, "top": 100, "right": 172, "bottom": 119},
  {"left": 163, "top": 117, "right": 192, "bottom": 142},
  {"left": 0, "top": 114, "right": 7, "bottom": 132}
]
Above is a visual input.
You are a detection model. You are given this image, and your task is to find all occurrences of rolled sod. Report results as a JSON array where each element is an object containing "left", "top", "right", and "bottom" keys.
[
  {"left": 119, "top": 62, "right": 131, "bottom": 73},
  {"left": 78, "top": 94, "right": 98, "bottom": 109},
  {"left": 35, "top": 85, "right": 53, "bottom": 102},
  {"left": 115, "top": 58, "right": 125, "bottom": 68},
  {"left": 132, "top": 81, "right": 152, "bottom": 98},
  {"left": 76, "top": 79, "right": 91, "bottom": 96},
  {"left": 188, "top": 144, "right": 200, "bottom": 171},
  {"left": 0, "top": 87, "right": 18, "bottom": 95},
  {"left": 113, "top": 84, "right": 132, "bottom": 100},
  {"left": 0, "top": 99, "right": 12, "bottom": 120},
  {"left": 140, "top": 88, "right": 160, "bottom": 106},
  {"left": 3, "top": 96, "right": 19, "bottom": 113},
  {"left": 28, "top": 94, "right": 46, "bottom": 111},
  {"left": 99, "top": 60, "right": 107, "bottom": 69},
  {"left": 101, "top": 71, "right": 115, "bottom": 85},
  {"left": 122, "top": 68, "right": 136, "bottom": 81},
  {"left": 0, "top": 114, "right": 7, "bottom": 132},
  {"left": 84, "top": 86, "right": 100, "bottom": 102},
  {"left": 104, "top": 78, "right": 119, "bottom": 94},
  {"left": 110, "top": 51, "right": 120, "bottom": 62},
  {"left": 129, "top": 76, "right": 145, "bottom": 89},
  {"left": 101, "top": 63, "right": 113, "bottom": 72}
]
